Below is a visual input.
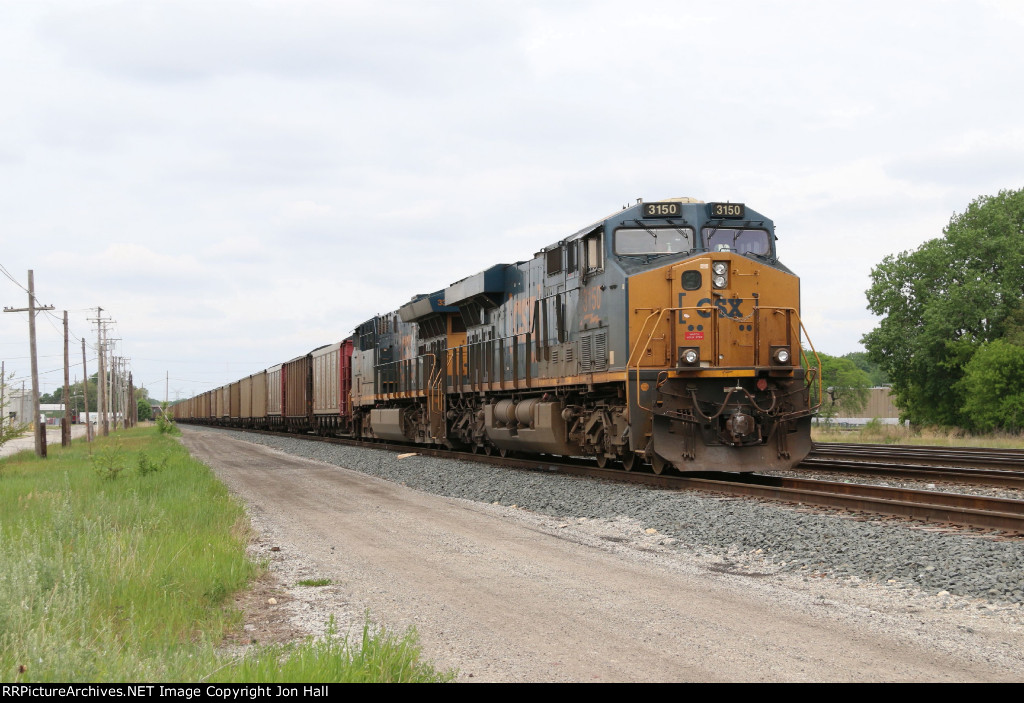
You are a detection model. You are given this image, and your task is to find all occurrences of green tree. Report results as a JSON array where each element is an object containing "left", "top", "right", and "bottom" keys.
[
  {"left": 862, "top": 188, "right": 1024, "bottom": 426},
  {"left": 959, "top": 339, "right": 1024, "bottom": 433},
  {"left": 840, "top": 351, "right": 888, "bottom": 386},
  {"left": 812, "top": 352, "right": 872, "bottom": 422},
  {"left": 137, "top": 398, "right": 153, "bottom": 422},
  {"left": 0, "top": 370, "right": 31, "bottom": 448}
]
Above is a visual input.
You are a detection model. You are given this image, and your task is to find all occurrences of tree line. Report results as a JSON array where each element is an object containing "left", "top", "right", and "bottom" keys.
[
  {"left": 36, "top": 374, "right": 153, "bottom": 422},
  {"left": 862, "top": 187, "right": 1024, "bottom": 432}
]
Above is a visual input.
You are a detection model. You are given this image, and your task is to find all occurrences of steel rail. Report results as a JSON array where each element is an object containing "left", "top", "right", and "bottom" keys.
[
  {"left": 212, "top": 427, "right": 1024, "bottom": 535},
  {"left": 798, "top": 457, "right": 1024, "bottom": 489},
  {"left": 811, "top": 442, "right": 1024, "bottom": 469}
]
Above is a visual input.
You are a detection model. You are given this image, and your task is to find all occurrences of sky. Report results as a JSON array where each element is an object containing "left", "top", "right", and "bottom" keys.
[{"left": 2, "top": 0, "right": 1023, "bottom": 401}]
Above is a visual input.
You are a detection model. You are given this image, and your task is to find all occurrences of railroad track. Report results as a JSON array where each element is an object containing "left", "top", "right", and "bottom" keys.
[
  {"left": 803, "top": 443, "right": 1024, "bottom": 489},
  {"left": 810, "top": 442, "right": 1024, "bottom": 469},
  {"left": 211, "top": 427, "right": 1024, "bottom": 536}
]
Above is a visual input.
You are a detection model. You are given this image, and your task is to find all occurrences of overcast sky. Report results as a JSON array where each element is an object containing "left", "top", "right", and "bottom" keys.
[{"left": 2, "top": 0, "right": 1023, "bottom": 401}]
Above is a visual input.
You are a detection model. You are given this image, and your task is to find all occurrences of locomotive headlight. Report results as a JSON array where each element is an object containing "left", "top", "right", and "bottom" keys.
[
  {"left": 712, "top": 261, "right": 728, "bottom": 289},
  {"left": 679, "top": 347, "right": 700, "bottom": 366},
  {"left": 771, "top": 346, "right": 792, "bottom": 365}
]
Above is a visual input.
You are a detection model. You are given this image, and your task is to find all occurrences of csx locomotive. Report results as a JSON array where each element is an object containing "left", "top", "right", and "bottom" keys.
[{"left": 174, "top": 197, "right": 820, "bottom": 472}]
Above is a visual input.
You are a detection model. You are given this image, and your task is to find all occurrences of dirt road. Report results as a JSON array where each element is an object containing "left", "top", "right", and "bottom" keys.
[{"left": 180, "top": 428, "right": 1024, "bottom": 682}]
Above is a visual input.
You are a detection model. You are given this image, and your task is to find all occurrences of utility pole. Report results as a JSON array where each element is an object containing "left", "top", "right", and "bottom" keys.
[
  {"left": 81, "top": 338, "right": 92, "bottom": 442},
  {"left": 109, "top": 349, "right": 124, "bottom": 429},
  {"left": 110, "top": 355, "right": 118, "bottom": 430},
  {"left": 4, "top": 270, "right": 55, "bottom": 458},
  {"left": 89, "top": 309, "right": 112, "bottom": 437},
  {"left": 62, "top": 310, "right": 70, "bottom": 447},
  {"left": 128, "top": 372, "right": 135, "bottom": 428},
  {"left": 106, "top": 338, "right": 121, "bottom": 431},
  {"left": 122, "top": 358, "right": 131, "bottom": 428}
]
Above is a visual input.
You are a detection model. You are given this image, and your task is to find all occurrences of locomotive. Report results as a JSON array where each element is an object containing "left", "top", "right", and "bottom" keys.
[{"left": 175, "top": 197, "right": 820, "bottom": 473}]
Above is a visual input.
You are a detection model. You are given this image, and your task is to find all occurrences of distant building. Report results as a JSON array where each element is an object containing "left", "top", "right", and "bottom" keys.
[
  {"left": 816, "top": 387, "right": 902, "bottom": 427},
  {"left": 3, "top": 389, "right": 33, "bottom": 426},
  {"left": 40, "top": 403, "right": 66, "bottom": 425}
]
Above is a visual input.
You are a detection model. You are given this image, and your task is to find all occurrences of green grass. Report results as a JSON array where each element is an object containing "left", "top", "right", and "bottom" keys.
[
  {"left": 213, "top": 618, "right": 454, "bottom": 683},
  {"left": 296, "top": 579, "right": 332, "bottom": 587},
  {"left": 0, "top": 427, "right": 453, "bottom": 683}
]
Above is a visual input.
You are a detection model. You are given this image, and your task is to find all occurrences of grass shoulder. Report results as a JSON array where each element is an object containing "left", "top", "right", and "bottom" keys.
[
  {"left": 0, "top": 425, "right": 452, "bottom": 683},
  {"left": 812, "top": 421, "right": 1024, "bottom": 448}
]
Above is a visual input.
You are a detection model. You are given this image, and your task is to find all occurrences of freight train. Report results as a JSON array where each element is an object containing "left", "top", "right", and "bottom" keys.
[{"left": 173, "top": 197, "right": 821, "bottom": 472}]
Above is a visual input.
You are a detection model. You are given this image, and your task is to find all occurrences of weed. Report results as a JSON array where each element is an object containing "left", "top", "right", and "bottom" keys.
[
  {"left": 155, "top": 411, "right": 179, "bottom": 435},
  {"left": 209, "top": 615, "right": 456, "bottom": 683},
  {"left": 90, "top": 440, "right": 128, "bottom": 480},
  {"left": 296, "top": 578, "right": 331, "bottom": 587},
  {"left": 136, "top": 451, "right": 168, "bottom": 477}
]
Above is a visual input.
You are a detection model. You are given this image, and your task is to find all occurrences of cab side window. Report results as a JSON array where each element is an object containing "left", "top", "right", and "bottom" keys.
[{"left": 583, "top": 232, "right": 603, "bottom": 272}]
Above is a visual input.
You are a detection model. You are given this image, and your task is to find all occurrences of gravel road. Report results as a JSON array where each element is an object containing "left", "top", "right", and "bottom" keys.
[
  {"left": 179, "top": 426, "right": 1024, "bottom": 682},
  {"left": 0, "top": 424, "right": 89, "bottom": 458}
]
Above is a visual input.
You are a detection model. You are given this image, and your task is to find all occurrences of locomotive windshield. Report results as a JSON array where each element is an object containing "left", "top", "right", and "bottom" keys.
[
  {"left": 614, "top": 227, "right": 695, "bottom": 256},
  {"left": 702, "top": 228, "right": 771, "bottom": 256}
]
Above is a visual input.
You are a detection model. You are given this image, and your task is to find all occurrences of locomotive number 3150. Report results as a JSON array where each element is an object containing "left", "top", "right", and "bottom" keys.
[
  {"left": 642, "top": 202, "right": 681, "bottom": 218},
  {"left": 709, "top": 202, "right": 745, "bottom": 218}
]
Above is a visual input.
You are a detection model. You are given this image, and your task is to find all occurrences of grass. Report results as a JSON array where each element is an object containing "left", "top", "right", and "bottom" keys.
[
  {"left": 212, "top": 618, "right": 453, "bottom": 683},
  {"left": 0, "top": 426, "right": 453, "bottom": 683},
  {"left": 296, "top": 579, "right": 332, "bottom": 587},
  {"left": 812, "top": 421, "right": 1024, "bottom": 448}
]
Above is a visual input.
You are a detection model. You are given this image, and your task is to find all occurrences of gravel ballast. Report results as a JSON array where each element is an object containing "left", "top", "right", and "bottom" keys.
[{"left": 203, "top": 428, "right": 1024, "bottom": 607}]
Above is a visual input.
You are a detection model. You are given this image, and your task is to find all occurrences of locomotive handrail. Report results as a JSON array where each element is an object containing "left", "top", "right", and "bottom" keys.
[
  {"left": 618, "top": 306, "right": 675, "bottom": 415},
  {"left": 796, "top": 320, "right": 823, "bottom": 414},
  {"left": 373, "top": 353, "right": 437, "bottom": 400},
  {"left": 446, "top": 332, "right": 531, "bottom": 393},
  {"left": 768, "top": 306, "right": 823, "bottom": 415},
  {"left": 625, "top": 305, "right": 819, "bottom": 415}
]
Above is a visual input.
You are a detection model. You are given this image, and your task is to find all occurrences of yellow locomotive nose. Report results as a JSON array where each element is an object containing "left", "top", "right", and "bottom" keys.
[
  {"left": 628, "top": 252, "right": 802, "bottom": 373},
  {"left": 624, "top": 249, "right": 816, "bottom": 472}
]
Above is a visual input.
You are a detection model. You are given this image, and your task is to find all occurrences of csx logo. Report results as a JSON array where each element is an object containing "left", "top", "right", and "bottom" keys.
[
  {"left": 696, "top": 297, "right": 744, "bottom": 318},
  {"left": 677, "top": 292, "right": 745, "bottom": 321}
]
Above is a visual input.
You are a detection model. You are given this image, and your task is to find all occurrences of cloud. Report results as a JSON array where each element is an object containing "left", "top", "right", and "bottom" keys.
[
  {"left": 4, "top": 0, "right": 1024, "bottom": 396},
  {"left": 37, "top": 1, "right": 523, "bottom": 88},
  {"left": 886, "top": 138, "right": 1024, "bottom": 190}
]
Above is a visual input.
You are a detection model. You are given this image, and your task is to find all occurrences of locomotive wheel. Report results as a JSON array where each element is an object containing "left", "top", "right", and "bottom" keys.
[
  {"left": 499, "top": 448, "right": 509, "bottom": 458},
  {"left": 650, "top": 453, "right": 668, "bottom": 475},
  {"left": 621, "top": 452, "right": 638, "bottom": 472},
  {"left": 484, "top": 444, "right": 493, "bottom": 456},
  {"left": 595, "top": 453, "right": 609, "bottom": 469},
  {"left": 470, "top": 444, "right": 479, "bottom": 454}
]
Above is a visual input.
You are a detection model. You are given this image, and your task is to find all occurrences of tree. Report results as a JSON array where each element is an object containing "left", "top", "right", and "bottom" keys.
[
  {"left": 958, "top": 340, "right": 1024, "bottom": 433},
  {"left": 840, "top": 351, "right": 888, "bottom": 386},
  {"left": 0, "top": 370, "right": 31, "bottom": 449},
  {"left": 811, "top": 352, "right": 872, "bottom": 423},
  {"left": 862, "top": 188, "right": 1024, "bottom": 426},
  {"left": 137, "top": 398, "right": 152, "bottom": 422}
]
